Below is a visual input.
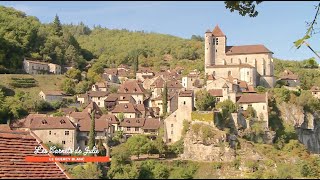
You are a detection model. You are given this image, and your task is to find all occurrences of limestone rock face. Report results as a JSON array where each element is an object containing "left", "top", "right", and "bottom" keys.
[
  {"left": 180, "top": 121, "right": 235, "bottom": 162},
  {"left": 279, "top": 102, "right": 320, "bottom": 153}
]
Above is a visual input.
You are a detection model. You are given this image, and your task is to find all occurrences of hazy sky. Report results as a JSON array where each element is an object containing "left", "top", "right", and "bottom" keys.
[{"left": 1, "top": 1, "right": 319, "bottom": 61}]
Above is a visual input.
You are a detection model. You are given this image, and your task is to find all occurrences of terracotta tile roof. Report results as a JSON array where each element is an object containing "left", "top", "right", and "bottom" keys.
[
  {"left": 95, "top": 82, "right": 108, "bottom": 88},
  {"left": 11, "top": 114, "right": 47, "bottom": 129},
  {"left": 137, "top": 67, "right": 154, "bottom": 74},
  {"left": 167, "top": 80, "right": 183, "bottom": 89},
  {"left": 83, "top": 101, "right": 103, "bottom": 118},
  {"left": 152, "top": 91, "right": 177, "bottom": 101},
  {"left": 118, "top": 80, "right": 147, "bottom": 94},
  {"left": 104, "top": 68, "right": 118, "bottom": 75},
  {"left": 118, "top": 69, "right": 133, "bottom": 77},
  {"left": 150, "top": 76, "right": 165, "bottom": 88},
  {"left": 111, "top": 103, "right": 140, "bottom": 114},
  {"left": 0, "top": 125, "right": 71, "bottom": 179},
  {"left": 179, "top": 90, "right": 193, "bottom": 97},
  {"left": 134, "top": 104, "right": 146, "bottom": 112},
  {"left": 280, "top": 69, "right": 299, "bottom": 80},
  {"left": 105, "top": 94, "right": 119, "bottom": 102},
  {"left": 87, "top": 91, "right": 109, "bottom": 97},
  {"left": 208, "top": 89, "right": 223, "bottom": 97},
  {"left": 225, "top": 45, "right": 273, "bottom": 55},
  {"left": 41, "top": 90, "right": 64, "bottom": 96},
  {"left": 24, "top": 59, "right": 50, "bottom": 65},
  {"left": 69, "top": 111, "right": 88, "bottom": 121},
  {"left": 78, "top": 117, "right": 109, "bottom": 132},
  {"left": 117, "top": 94, "right": 136, "bottom": 103},
  {"left": 142, "top": 118, "right": 160, "bottom": 130},
  {"left": 239, "top": 81, "right": 248, "bottom": 89},
  {"left": 206, "top": 64, "right": 254, "bottom": 68},
  {"left": 28, "top": 116, "right": 76, "bottom": 130},
  {"left": 60, "top": 107, "right": 77, "bottom": 115},
  {"left": 311, "top": 86, "right": 320, "bottom": 92},
  {"left": 119, "top": 118, "right": 146, "bottom": 127},
  {"left": 98, "top": 114, "right": 119, "bottom": 124},
  {"left": 212, "top": 25, "right": 225, "bottom": 37},
  {"left": 237, "top": 93, "right": 266, "bottom": 103}
]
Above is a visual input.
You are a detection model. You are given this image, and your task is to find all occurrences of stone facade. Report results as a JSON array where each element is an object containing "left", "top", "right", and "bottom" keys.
[
  {"left": 204, "top": 25, "right": 275, "bottom": 88},
  {"left": 23, "top": 59, "right": 61, "bottom": 75}
]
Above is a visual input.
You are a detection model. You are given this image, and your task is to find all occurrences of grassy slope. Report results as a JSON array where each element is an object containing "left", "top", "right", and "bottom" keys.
[{"left": 0, "top": 74, "right": 65, "bottom": 99}]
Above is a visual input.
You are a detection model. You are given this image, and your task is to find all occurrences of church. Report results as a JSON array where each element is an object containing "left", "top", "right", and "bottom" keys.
[{"left": 204, "top": 25, "right": 275, "bottom": 88}]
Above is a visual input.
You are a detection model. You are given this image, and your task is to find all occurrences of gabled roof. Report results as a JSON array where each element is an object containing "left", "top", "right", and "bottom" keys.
[
  {"left": 83, "top": 101, "right": 103, "bottom": 117},
  {"left": 142, "top": 118, "right": 160, "bottom": 130},
  {"left": 150, "top": 76, "right": 165, "bottom": 88},
  {"left": 225, "top": 45, "right": 273, "bottom": 55},
  {"left": 137, "top": 67, "right": 154, "bottom": 74},
  {"left": 98, "top": 114, "right": 119, "bottom": 124},
  {"left": 111, "top": 103, "right": 140, "bottom": 114},
  {"left": 212, "top": 25, "right": 225, "bottom": 37},
  {"left": 167, "top": 80, "right": 183, "bottom": 89},
  {"left": 0, "top": 125, "right": 71, "bottom": 179},
  {"left": 222, "top": 83, "right": 229, "bottom": 88},
  {"left": 208, "top": 89, "right": 223, "bottom": 97},
  {"left": 77, "top": 116, "right": 110, "bottom": 132},
  {"left": 29, "top": 116, "right": 76, "bottom": 130},
  {"left": 104, "top": 68, "right": 118, "bottom": 75},
  {"left": 119, "top": 118, "right": 146, "bottom": 127},
  {"left": 179, "top": 90, "right": 193, "bottom": 97},
  {"left": 87, "top": 91, "right": 109, "bottom": 97},
  {"left": 41, "top": 90, "right": 64, "bottom": 96},
  {"left": 118, "top": 80, "right": 147, "bottom": 94},
  {"left": 311, "top": 86, "right": 320, "bottom": 92},
  {"left": 280, "top": 69, "right": 299, "bottom": 80},
  {"left": 11, "top": 114, "right": 47, "bottom": 129},
  {"left": 237, "top": 93, "right": 266, "bottom": 103}
]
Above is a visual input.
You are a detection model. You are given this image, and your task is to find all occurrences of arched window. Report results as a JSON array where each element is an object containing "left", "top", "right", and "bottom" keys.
[{"left": 245, "top": 57, "right": 248, "bottom": 63}]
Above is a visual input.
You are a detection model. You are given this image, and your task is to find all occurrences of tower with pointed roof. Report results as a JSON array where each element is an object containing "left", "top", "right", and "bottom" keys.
[{"left": 204, "top": 24, "right": 275, "bottom": 88}]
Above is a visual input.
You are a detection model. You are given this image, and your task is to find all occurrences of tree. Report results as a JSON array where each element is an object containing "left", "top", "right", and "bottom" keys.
[
  {"left": 195, "top": 89, "right": 216, "bottom": 111},
  {"left": 75, "top": 80, "right": 90, "bottom": 94},
  {"left": 162, "top": 82, "right": 168, "bottom": 115},
  {"left": 224, "top": 1, "right": 263, "bottom": 17},
  {"left": 126, "top": 135, "right": 153, "bottom": 159},
  {"left": 246, "top": 106, "right": 257, "bottom": 119},
  {"left": 70, "top": 162, "right": 102, "bottom": 179},
  {"left": 61, "top": 78, "right": 76, "bottom": 95},
  {"left": 65, "top": 68, "right": 82, "bottom": 81},
  {"left": 88, "top": 110, "right": 96, "bottom": 151},
  {"left": 52, "top": 14, "right": 63, "bottom": 37}
]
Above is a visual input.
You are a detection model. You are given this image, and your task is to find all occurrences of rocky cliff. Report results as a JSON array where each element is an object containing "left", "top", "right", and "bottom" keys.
[{"left": 278, "top": 102, "right": 320, "bottom": 153}]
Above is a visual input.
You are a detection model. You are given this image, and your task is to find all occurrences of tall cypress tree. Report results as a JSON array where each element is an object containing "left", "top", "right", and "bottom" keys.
[
  {"left": 162, "top": 82, "right": 168, "bottom": 115},
  {"left": 88, "top": 110, "right": 96, "bottom": 151},
  {"left": 53, "top": 14, "right": 63, "bottom": 37}
]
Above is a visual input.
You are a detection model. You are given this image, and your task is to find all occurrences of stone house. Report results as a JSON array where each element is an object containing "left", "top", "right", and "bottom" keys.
[
  {"left": 39, "top": 90, "right": 64, "bottom": 102},
  {"left": 204, "top": 25, "right": 275, "bottom": 88},
  {"left": 164, "top": 90, "right": 194, "bottom": 143},
  {"left": 111, "top": 103, "right": 142, "bottom": 119},
  {"left": 182, "top": 73, "right": 204, "bottom": 90},
  {"left": 119, "top": 118, "right": 160, "bottom": 139},
  {"left": 118, "top": 80, "right": 149, "bottom": 104},
  {"left": 136, "top": 67, "right": 155, "bottom": 82},
  {"left": 149, "top": 91, "right": 178, "bottom": 116},
  {"left": 103, "top": 68, "right": 119, "bottom": 83},
  {"left": 23, "top": 59, "right": 61, "bottom": 75},
  {"left": 279, "top": 69, "right": 300, "bottom": 87},
  {"left": 98, "top": 114, "right": 120, "bottom": 131},
  {"left": 311, "top": 86, "right": 320, "bottom": 99},
  {"left": 236, "top": 92, "right": 269, "bottom": 128},
  {"left": 92, "top": 81, "right": 108, "bottom": 92},
  {"left": 77, "top": 91, "right": 109, "bottom": 108}
]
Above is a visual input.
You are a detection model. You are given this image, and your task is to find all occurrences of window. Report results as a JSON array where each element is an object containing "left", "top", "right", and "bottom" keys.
[
  {"left": 87, "top": 132, "right": 89, "bottom": 136},
  {"left": 263, "top": 69, "right": 266, "bottom": 75},
  {"left": 213, "top": 71, "right": 215, "bottom": 76},
  {"left": 49, "top": 131, "right": 51, "bottom": 135},
  {"left": 228, "top": 71, "right": 231, "bottom": 76},
  {"left": 184, "top": 101, "right": 186, "bottom": 105},
  {"left": 171, "top": 124, "right": 173, "bottom": 127},
  {"left": 231, "top": 58, "right": 233, "bottom": 63},
  {"left": 247, "top": 71, "right": 249, "bottom": 76},
  {"left": 216, "top": 38, "right": 218, "bottom": 45},
  {"left": 263, "top": 106, "right": 265, "bottom": 110},
  {"left": 62, "top": 141, "right": 66, "bottom": 145},
  {"left": 85, "top": 140, "right": 88, "bottom": 146},
  {"left": 127, "top": 127, "right": 131, "bottom": 131},
  {"left": 248, "top": 104, "right": 252, "bottom": 107},
  {"left": 98, "top": 97, "right": 100, "bottom": 100},
  {"left": 135, "top": 127, "right": 139, "bottom": 132},
  {"left": 49, "top": 141, "right": 51, "bottom": 143},
  {"left": 171, "top": 131, "right": 173, "bottom": 135},
  {"left": 65, "top": 131, "right": 69, "bottom": 135},
  {"left": 245, "top": 57, "right": 248, "bottom": 63},
  {"left": 169, "top": 139, "right": 172, "bottom": 143},
  {"left": 216, "top": 49, "right": 217, "bottom": 52},
  {"left": 98, "top": 102, "right": 100, "bottom": 106}
]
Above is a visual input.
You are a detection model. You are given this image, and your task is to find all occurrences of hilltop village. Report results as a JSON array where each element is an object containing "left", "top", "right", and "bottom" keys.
[
  {"left": 2, "top": 23, "right": 320, "bottom": 179},
  {"left": 7, "top": 25, "right": 318, "bottom": 152}
]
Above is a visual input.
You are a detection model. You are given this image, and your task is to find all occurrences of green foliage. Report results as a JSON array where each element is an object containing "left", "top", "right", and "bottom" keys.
[
  {"left": 182, "top": 120, "right": 190, "bottom": 136},
  {"left": 195, "top": 89, "right": 216, "bottom": 111},
  {"left": 88, "top": 110, "right": 96, "bottom": 151},
  {"left": 117, "top": 112, "right": 125, "bottom": 122},
  {"left": 212, "top": 162, "right": 222, "bottom": 170},
  {"left": 224, "top": 1, "right": 263, "bottom": 17},
  {"left": 65, "top": 68, "right": 82, "bottom": 81},
  {"left": 302, "top": 57, "right": 318, "bottom": 68},
  {"left": 162, "top": 82, "right": 168, "bottom": 115},
  {"left": 168, "top": 139, "right": 184, "bottom": 155},
  {"left": 246, "top": 106, "right": 257, "bottom": 119},
  {"left": 256, "top": 86, "right": 266, "bottom": 93},
  {"left": 272, "top": 88, "right": 291, "bottom": 103},
  {"left": 61, "top": 78, "right": 76, "bottom": 95},
  {"left": 126, "top": 135, "right": 153, "bottom": 159},
  {"left": 109, "top": 85, "right": 118, "bottom": 93},
  {"left": 75, "top": 80, "right": 91, "bottom": 94},
  {"left": 9, "top": 77, "right": 37, "bottom": 88},
  {"left": 110, "top": 143, "right": 131, "bottom": 164},
  {"left": 191, "top": 111, "right": 214, "bottom": 122},
  {"left": 70, "top": 162, "right": 102, "bottom": 179}
]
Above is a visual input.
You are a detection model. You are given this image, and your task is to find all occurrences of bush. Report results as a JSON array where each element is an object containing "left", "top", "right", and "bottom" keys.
[{"left": 212, "top": 162, "right": 222, "bottom": 170}]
